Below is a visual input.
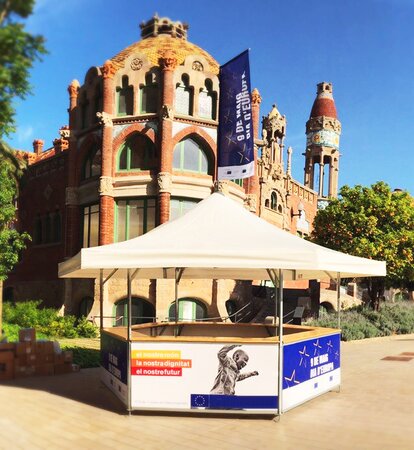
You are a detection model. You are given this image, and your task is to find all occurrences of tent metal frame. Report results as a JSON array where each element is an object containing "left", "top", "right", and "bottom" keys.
[{"left": 98, "top": 264, "right": 343, "bottom": 416}]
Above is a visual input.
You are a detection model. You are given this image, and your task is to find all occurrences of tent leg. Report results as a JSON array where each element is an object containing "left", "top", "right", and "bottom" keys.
[
  {"left": 337, "top": 272, "right": 341, "bottom": 329},
  {"left": 127, "top": 269, "right": 132, "bottom": 413},
  {"left": 175, "top": 268, "right": 179, "bottom": 325},
  {"left": 278, "top": 269, "right": 284, "bottom": 417},
  {"left": 99, "top": 269, "right": 103, "bottom": 330},
  {"left": 174, "top": 268, "right": 179, "bottom": 337}
]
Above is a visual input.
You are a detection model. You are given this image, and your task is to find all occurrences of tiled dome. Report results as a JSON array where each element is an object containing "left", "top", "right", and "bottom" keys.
[
  {"left": 110, "top": 16, "right": 219, "bottom": 75},
  {"left": 310, "top": 82, "right": 337, "bottom": 119}
]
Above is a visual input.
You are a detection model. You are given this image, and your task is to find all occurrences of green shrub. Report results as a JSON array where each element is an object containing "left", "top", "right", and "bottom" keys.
[
  {"left": 60, "top": 345, "right": 100, "bottom": 368},
  {"left": 46, "top": 316, "right": 78, "bottom": 338},
  {"left": 305, "top": 301, "right": 414, "bottom": 341},
  {"left": 75, "top": 316, "right": 99, "bottom": 338},
  {"left": 1, "top": 322, "right": 20, "bottom": 342},
  {"left": 2, "top": 301, "right": 99, "bottom": 340}
]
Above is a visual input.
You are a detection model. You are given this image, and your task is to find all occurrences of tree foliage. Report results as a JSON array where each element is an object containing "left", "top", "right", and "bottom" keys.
[
  {"left": 311, "top": 182, "right": 414, "bottom": 309},
  {"left": 0, "top": 0, "right": 46, "bottom": 137},
  {"left": 0, "top": 1, "right": 44, "bottom": 281},
  {"left": 0, "top": 161, "right": 29, "bottom": 280}
]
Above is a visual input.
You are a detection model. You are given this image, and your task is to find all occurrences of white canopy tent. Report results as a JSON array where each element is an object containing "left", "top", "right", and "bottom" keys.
[
  {"left": 59, "top": 192, "right": 386, "bottom": 415},
  {"left": 59, "top": 192, "right": 386, "bottom": 282}
]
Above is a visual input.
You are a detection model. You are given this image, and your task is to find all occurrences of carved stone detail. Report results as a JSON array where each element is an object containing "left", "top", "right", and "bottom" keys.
[
  {"left": 214, "top": 180, "right": 229, "bottom": 195},
  {"left": 101, "top": 60, "right": 117, "bottom": 79},
  {"left": 53, "top": 138, "right": 69, "bottom": 152},
  {"left": 43, "top": 184, "right": 53, "bottom": 200},
  {"left": 160, "top": 50, "right": 178, "bottom": 71},
  {"left": 65, "top": 187, "right": 79, "bottom": 206},
  {"left": 244, "top": 194, "right": 257, "bottom": 213},
  {"left": 262, "top": 104, "right": 286, "bottom": 141},
  {"left": 67, "top": 79, "right": 80, "bottom": 97},
  {"left": 161, "top": 104, "right": 173, "bottom": 120},
  {"left": 157, "top": 172, "right": 172, "bottom": 193},
  {"left": 96, "top": 111, "right": 113, "bottom": 127},
  {"left": 130, "top": 57, "right": 143, "bottom": 71},
  {"left": 99, "top": 177, "right": 114, "bottom": 197},
  {"left": 251, "top": 88, "right": 262, "bottom": 105},
  {"left": 192, "top": 61, "right": 203, "bottom": 71},
  {"left": 59, "top": 126, "right": 70, "bottom": 139},
  {"left": 99, "top": 176, "right": 114, "bottom": 197}
]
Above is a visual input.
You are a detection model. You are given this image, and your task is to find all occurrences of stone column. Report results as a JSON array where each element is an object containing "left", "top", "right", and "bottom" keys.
[
  {"left": 328, "top": 152, "right": 339, "bottom": 198},
  {"left": 318, "top": 162, "right": 324, "bottom": 197},
  {"left": 158, "top": 50, "right": 177, "bottom": 224},
  {"left": 65, "top": 80, "right": 80, "bottom": 257},
  {"left": 99, "top": 60, "right": 116, "bottom": 245},
  {"left": 286, "top": 146, "right": 293, "bottom": 177}
]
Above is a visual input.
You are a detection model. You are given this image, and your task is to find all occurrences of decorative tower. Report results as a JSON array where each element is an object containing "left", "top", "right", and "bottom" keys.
[{"left": 304, "top": 82, "right": 341, "bottom": 205}]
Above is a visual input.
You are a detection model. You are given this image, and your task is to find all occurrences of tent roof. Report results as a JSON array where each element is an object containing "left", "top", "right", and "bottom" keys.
[{"left": 58, "top": 192, "right": 386, "bottom": 281}]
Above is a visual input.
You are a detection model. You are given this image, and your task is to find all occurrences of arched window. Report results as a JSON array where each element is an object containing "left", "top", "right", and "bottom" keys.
[
  {"left": 117, "top": 134, "right": 157, "bottom": 171},
  {"left": 80, "top": 93, "right": 90, "bottom": 129},
  {"left": 199, "top": 79, "right": 217, "bottom": 120},
  {"left": 140, "top": 72, "right": 158, "bottom": 113},
  {"left": 113, "top": 298, "right": 155, "bottom": 327},
  {"left": 170, "top": 197, "right": 199, "bottom": 221},
  {"left": 93, "top": 83, "right": 103, "bottom": 123},
  {"left": 82, "top": 144, "right": 101, "bottom": 180},
  {"left": 44, "top": 214, "right": 52, "bottom": 243},
  {"left": 271, "top": 192, "right": 277, "bottom": 211},
  {"left": 116, "top": 75, "right": 133, "bottom": 116},
  {"left": 173, "top": 137, "right": 210, "bottom": 174},
  {"left": 175, "top": 74, "right": 193, "bottom": 116},
  {"left": 82, "top": 204, "right": 99, "bottom": 248},
  {"left": 53, "top": 211, "right": 61, "bottom": 242},
  {"left": 78, "top": 296, "right": 94, "bottom": 318},
  {"left": 115, "top": 197, "right": 156, "bottom": 242},
  {"left": 34, "top": 215, "right": 42, "bottom": 245},
  {"left": 168, "top": 298, "right": 207, "bottom": 321}
]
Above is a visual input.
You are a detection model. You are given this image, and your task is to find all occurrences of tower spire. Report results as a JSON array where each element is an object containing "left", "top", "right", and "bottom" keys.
[{"left": 304, "top": 82, "right": 341, "bottom": 202}]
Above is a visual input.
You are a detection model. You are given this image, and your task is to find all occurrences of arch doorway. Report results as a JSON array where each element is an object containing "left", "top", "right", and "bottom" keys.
[{"left": 113, "top": 297, "right": 155, "bottom": 327}]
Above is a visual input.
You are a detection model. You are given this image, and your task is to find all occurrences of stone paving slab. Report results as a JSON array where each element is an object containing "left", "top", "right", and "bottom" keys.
[{"left": 1, "top": 334, "right": 414, "bottom": 449}]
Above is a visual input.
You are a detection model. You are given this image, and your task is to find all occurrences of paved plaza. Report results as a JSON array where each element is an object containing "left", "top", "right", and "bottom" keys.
[{"left": 1, "top": 334, "right": 414, "bottom": 450}]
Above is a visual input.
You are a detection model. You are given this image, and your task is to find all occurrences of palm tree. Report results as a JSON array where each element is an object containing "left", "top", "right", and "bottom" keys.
[{"left": 0, "top": 140, "right": 26, "bottom": 184}]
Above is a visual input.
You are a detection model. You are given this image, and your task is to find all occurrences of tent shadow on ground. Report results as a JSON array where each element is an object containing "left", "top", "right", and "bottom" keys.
[
  {"left": 0, "top": 368, "right": 275, "bottom": 420},
  {"left": 0, "top": 368, "right": 126, "bottom": 414}
]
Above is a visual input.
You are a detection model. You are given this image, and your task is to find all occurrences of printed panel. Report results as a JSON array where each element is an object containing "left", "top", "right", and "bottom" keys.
[
  {"left": 283, "top": 333, "right": 341, "bottom": 411},
  {"left": 130, "top": 342, "right": 279, "bottom": 412},
  {"left": 101, "top": 332, "right": 128, "bottom": 405}
]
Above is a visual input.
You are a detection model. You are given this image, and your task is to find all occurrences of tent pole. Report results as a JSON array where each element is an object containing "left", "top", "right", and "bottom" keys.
[
  {"left": 99, "top": 269, "right": 103, "bottom": 330},
  {"left": 266, "top": 269, "right": 278, "bottom": 326},
  {"left": 127, "top": 269, "right": 132, "bottom": 413},
  {"left": 127, "top": 269, "right": 132, "bottom": 341},
  {"left": 278, "top": 269, "right": 284, "bottom": 416},
  {"left": 337, "top": 272, "right": 341, "bottom": 329},
  {"left": 175, "top": 268, "right": 179, "bottom": 324}
]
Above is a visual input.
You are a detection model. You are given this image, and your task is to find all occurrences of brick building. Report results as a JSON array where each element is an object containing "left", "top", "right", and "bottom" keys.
[{"left": 5, "top": 15, "right": 341, "bottom": 325}]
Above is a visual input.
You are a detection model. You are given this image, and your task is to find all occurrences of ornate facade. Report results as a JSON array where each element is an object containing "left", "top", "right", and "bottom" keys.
[{"left": 5, "top": 15, "right": 341, "bottom": 323}]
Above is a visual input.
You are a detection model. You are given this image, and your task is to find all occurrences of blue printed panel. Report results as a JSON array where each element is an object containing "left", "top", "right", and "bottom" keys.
[
  {"left": 190, "top": 394, "right": 278, "bottom": 410},
  {"left": 283, "top": 333, "right": 340, "bottom": 390},
  {"left": 101, "top": 332, "right": 128, "bottom": 384}
]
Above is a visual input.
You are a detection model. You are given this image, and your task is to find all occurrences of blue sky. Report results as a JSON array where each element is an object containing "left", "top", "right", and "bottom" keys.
[{"left": 7, "top": 0, "right": 414, "bottom": 195}]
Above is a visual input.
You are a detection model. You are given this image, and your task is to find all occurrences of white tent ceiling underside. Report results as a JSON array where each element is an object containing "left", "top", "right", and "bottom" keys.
[{"left": 58, "top": 193, "right": 386, "bottom": 281}]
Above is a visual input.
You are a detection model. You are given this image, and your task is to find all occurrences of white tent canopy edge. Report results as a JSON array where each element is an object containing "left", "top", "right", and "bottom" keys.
[{"left": 58, "top": 192, "right": 386, "bottom": 281}]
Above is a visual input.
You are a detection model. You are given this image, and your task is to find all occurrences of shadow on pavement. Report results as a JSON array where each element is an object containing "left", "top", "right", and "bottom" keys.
[{"left": 0, "top": 368, "right": 126, "bottom": 414}]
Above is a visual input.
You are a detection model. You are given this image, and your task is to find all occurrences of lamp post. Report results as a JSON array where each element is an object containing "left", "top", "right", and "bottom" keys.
[{"left": 291, "top": 201, "right": 304, "bottom": 219}]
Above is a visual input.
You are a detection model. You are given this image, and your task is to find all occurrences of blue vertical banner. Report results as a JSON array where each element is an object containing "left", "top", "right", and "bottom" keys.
[{"left": 218, "top": 50, "right": 254, "bottom": 180}]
